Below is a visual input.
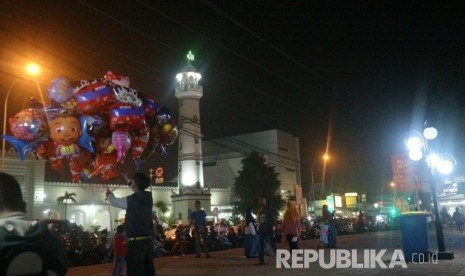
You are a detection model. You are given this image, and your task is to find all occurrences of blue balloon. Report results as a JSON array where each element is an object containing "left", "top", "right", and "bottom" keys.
[
  {"left": 157, "top": 145, "right": 168, "bottom": 156},
  {"left": 134, "top": 158, "right": 144, "bottom": 171},
  {"left": 78, "top": 115, "right": 95, "bottom": 153},
  {"left": 1, "top": 134, "right": 49, "bottom": 161},
  {"left": 156, "top": 107, "right": 171, "bottom": 124},
  {"left": 48, "top": 77, "right": 74, "bottom": 104}
]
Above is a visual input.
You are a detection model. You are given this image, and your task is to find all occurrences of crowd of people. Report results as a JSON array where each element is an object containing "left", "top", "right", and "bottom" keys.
[{"left": 2, "top": 170, "right": 465, "bottom": 275}]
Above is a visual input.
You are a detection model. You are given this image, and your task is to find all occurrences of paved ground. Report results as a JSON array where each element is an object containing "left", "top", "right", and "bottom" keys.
[{"left": 68, "top": 227, "right": 465, "bottom": 276}]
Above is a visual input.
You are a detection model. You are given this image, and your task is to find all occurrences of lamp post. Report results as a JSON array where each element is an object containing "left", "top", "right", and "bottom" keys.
[
  {"left": 406, "top": 125, "right": 455, "bottom": 260},
  {"left": 310, "top": 154, "right": 329, "bottom": 213},
  {"left": 1, "top": 80, "right": 19, "bottom": 171},
  {"left": 1, "top": 63, "right": 42, "bottom": 171},
  {"left": 26, "top": 63, "right": 46, "bottom": 106}
]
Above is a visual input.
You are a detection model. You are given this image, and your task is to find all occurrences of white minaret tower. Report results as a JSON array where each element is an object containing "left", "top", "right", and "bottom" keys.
[
  {"left": 172, "top": 51, "right": 210, "bottom": 224},
  {"left": 175, "top": 50, "right": 204, "bottom": 190}
]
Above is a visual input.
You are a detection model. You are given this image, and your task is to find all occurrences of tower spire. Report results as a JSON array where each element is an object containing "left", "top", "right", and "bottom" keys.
[{"left": 173, "top": 51, "right": 210, "bottom": 224}]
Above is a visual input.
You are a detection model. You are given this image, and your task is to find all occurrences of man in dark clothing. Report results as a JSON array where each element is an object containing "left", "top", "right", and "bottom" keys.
[
  {"left": 107, "top": 172, "right": 155, "bottom": 276},
  {"left": 357, "top": 211, "right": 365, "bottom": 232},
  {"left": 256, "top": 194, "right": 277, "bottom": 265},
  {"left": 190, "top": 200, "right": 211, "bottom": 258},
  {"left": 452, "top": 207, "right": 465, "bottom": 233},
  {"left": 0, "top": 172, "right": 68, "bottom": 276}
]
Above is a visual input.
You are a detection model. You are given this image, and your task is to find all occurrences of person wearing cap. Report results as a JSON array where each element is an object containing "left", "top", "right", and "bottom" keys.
[{"left": 106, "top": 172, "right": 155, "bottom": 276}]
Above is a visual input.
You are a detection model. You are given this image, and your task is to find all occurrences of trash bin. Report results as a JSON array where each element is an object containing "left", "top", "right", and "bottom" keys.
[{"left": 399, "top": 212, "right": 429, "bottom": 262}]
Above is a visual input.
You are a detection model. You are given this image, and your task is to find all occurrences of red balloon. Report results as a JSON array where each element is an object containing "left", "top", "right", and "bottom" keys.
[
  {"left": 75, "top": 81, "right": 115, "bottom": 115},
  {"left": 69, "top": 148, "right": 93, "bottom": 183},
  {"left": 92, "top": 152, "right": 119, "bottom": 181},
  {"left": 131, "top": 126, "right": 150, "bottom": 159},
  {"left": 109, "top": 103, "right": 145, "bottom": 131}
]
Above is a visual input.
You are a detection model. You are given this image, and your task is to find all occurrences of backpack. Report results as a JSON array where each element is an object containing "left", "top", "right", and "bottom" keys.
[
  {"left": 0, "top": 241, "right": 48, "bottom": 275},
  {"left": 0, "top": 224, "right": 59, "bottom": 276}
]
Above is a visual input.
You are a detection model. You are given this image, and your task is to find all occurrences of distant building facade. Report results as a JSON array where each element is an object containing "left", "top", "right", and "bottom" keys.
[{"left": 202, "top": 129, "right": 306, "bottom": 216}]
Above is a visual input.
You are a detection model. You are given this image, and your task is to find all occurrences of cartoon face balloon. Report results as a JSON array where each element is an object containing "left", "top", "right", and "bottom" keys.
[
  {"left": 49, "top": 116, "right": 82, "bottom": 146},
  {"left": 48, "top": 77, "right": 74, "bottom": 104},
  {"left": 9, "top": 109, "right": 48, "bottom": 141}
]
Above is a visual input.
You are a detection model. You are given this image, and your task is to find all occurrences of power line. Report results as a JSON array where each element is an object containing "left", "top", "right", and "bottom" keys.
[
  {"left": 200, "top": 0, "right": 329, "bottom": 82},
  {"left": 0, "top": 1, "right": 390, "bottom": 171},
  {"left": 180, "top": 116, "right": 298, "bottom": 166},
  {"left": 1, "top": 1, "right": 328, "bottom": 134}
]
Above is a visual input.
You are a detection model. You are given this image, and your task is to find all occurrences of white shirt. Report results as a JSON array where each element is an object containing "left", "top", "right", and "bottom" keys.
[{"left": 107, "top": 193, "right": 128, "bottom": 209}]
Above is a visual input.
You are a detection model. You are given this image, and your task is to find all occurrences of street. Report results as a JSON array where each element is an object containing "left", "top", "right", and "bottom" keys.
[{"left": 68, "top": 227, "right": 465, "bottom": 276}]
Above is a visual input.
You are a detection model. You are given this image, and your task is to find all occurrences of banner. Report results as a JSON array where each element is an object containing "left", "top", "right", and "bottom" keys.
[{"left": 391, "top": 154, "right": 418, "bottom": 192}]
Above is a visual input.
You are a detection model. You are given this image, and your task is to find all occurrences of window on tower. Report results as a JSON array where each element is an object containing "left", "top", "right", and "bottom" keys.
[
  {"left": 195, "top": 138, "right": 199, "bottom": 144},
  {"left": 193, "top": 115, "right": 198, "bottom": 123},
  {"left": 196, "top": 160, "right": 200, "bottom": 166}
]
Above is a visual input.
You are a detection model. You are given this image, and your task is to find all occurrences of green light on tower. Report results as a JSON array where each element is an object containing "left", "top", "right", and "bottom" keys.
[{"left": 187, "top": 50, "right": 195, "bottom": 61}]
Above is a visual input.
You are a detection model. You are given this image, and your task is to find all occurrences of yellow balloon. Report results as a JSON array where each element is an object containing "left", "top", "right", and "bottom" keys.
[{"left": 163, "top": 123, "right": 172, "bottom": 133}]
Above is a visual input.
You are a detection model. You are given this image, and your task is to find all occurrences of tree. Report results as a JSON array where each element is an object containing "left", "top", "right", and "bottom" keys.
[
  {"left": 233, "top": 151, "right": 285, "bottom": 219},
  {"left": 57, "top": 191, "right": 77, "bottom": 220},
  {"left": 154, "top": 200, "right": 168, "bottom": 222}
]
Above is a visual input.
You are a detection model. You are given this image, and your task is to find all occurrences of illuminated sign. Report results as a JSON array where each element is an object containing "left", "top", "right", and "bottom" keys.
[
  {"left": 335, "top": 196, "right": 342, "bottom": 208},
  {"left": 187, "top": 50, "right": 195, "bottom": 61}
]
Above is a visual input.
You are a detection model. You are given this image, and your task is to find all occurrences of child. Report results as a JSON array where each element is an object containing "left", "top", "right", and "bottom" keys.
[{"left": 112, "top": 225, "right": 127, "bottom": 276}]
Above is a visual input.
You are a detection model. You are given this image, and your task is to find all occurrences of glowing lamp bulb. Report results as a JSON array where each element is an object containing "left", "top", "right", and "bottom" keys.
[
  {"left": 423, "top": 127, "right": 438, "bottom": 140},
  {"left": 409, "top": 150, "right": 423, "bottom": 161},
  {"left": 406, "top": 137, "right": 423, "bottom": 151},
  {"left": 437, "top": 160, "right": 454, "bottom": 175}
]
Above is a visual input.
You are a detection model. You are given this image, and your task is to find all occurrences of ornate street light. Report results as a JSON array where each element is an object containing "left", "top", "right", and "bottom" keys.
[{"left": 405, "top": 125, "right": 455, "bottom": 259}]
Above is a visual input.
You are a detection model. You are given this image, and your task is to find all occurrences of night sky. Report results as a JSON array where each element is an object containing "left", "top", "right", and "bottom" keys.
[{"left": 1, "top": 1, "right": 464, "bottom": 196}]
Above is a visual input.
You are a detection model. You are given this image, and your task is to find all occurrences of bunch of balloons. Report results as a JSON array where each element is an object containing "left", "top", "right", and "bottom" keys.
[{"left": 1, "top": 71, "right": 178, "bottom": 183}]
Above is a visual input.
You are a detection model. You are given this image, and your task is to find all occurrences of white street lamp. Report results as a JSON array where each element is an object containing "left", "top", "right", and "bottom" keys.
[{"left": 405, "top": 125, "right": 455, "bottom": 259}]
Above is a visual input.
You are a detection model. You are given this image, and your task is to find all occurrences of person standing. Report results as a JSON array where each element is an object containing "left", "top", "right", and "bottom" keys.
[
  {"left": 282, "top": 201, "right": 301, "bottom": 251},
  {"left": 256, "top": 194, "right": 277, "bottom": 265},
  {"left": 0, "top": 172, "right": 68, "bottom": 275},
  {"left": 112, "top": 224, "right": 126, "bottom": 276},
  {"left": 189, "top": 200, "right": 211, "bottom": 258},
  {"left": 106, "top": 173, "right": 155, "bottom": 276},
  {"left": 452, "top": 207, "right": 465, "bottom": 233},
  {"left": 357, "top": 211, "right": 365, "bottom": 232},
  {"left": 321, "top": 204, "right": 337, "bottom": 248},
  {"left": 244, "top": 207, "right": 258, "bottom": 258},
  {"left": 152, "top": 213, "right": 165, "bottom": 240}
]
